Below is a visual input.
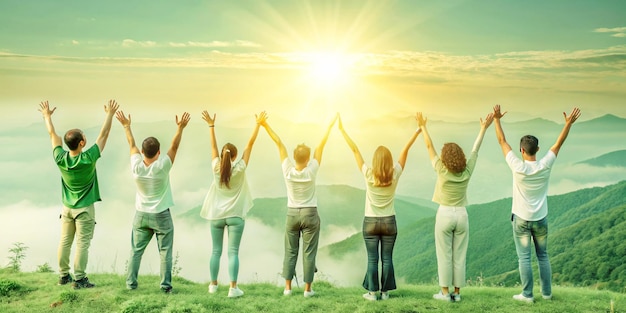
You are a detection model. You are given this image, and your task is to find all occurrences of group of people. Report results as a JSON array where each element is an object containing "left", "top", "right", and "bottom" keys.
[{"left": 39, "top": 100, "right": 580, "bottom": 303}]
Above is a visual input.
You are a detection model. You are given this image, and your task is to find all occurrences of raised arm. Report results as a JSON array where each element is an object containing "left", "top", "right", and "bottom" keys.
[
  {"left": 115, "top": 111, "right": 140, "bottom": 155},
  {"left": 38, "top": 101, "right": 62, "bottom": 149},
  {"left": 95, "top": 100, "right": 120, "bottom": 152},
  {"left": 338, "top": 115, "right": 365, "bottom": 170},
  {"left": 241, "top": 111, "right": 267, "bottom": 165},
  {"left": 202, "top": 111, "right": 219, "bottom": 160},
  {"left": 167, "top": 112, "right": 191, "bottom": 164},
  {"left": 493, "top": 105, "right": 512, "bottom": 157},
  {"left": 550, "top": 107, "right": 581, "bottom": 156},
  {"left": 417, "top": 112, "right": 437, "bottom": 161},
  {"left": 471, "top": 112, "right": 494, "bottom": 153},
  {"left": 260, "top": 117, "right": 288, "bottom": 161},
  {"left": 398, "top": 113, "right": 422, "bottom": 169},
  {"left": 313, "top": 114, "right": 338, "bottom": 164}
]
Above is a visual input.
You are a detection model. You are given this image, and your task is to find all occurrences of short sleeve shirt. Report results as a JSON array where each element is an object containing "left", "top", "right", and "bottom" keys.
[
  {"left": 131, "top": 153, "right": 174, "bottom": 213},
  {"left": 282, "top": 158, "right": 319, "bottom": 208},
  {"left": 362, "top": 162, "right": 403, "bottom": 217},
  {"left": 506, "top": 150, "right": 557, "bottom": 221},
  {"left": 54, "top": 144, "right": 102, "bottom": 209},
  {"left": 200, "top": 158, "right": 253, "bottom": 220},
  {"left": 431, "top": 151, "right": 478, "bottom": 207}
]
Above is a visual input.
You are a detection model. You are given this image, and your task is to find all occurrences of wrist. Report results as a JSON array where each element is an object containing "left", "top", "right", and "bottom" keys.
[{"left": 209, "top": 125, "right": 215, "bottom": 128}]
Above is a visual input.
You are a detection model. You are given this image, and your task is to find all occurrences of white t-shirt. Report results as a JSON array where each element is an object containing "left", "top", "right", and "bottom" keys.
[
  {"left": 506, "top": 150, "right": 557, "bottom": 221},
  {"left": 200, "top": 158, "right": 253, "bottom": 220},
  {"left": 362, "top": 162, "right": 403, "bottom": 217},
  {"left": 282, "top": 158, "right": 319, "bottom": 208},
  {"left": 130, "top": 153, "right": 174, "bottom": 213}
]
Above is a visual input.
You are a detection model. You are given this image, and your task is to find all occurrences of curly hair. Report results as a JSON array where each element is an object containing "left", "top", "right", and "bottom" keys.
[{"left": 441, "top": 143, "right": 466, "bottom": 174}]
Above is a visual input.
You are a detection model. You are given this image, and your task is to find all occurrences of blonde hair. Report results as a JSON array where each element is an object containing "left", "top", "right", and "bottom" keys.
[
  {"left": 441, "top": 143, "right": 466, "bottom": 174},
  {"left": 372, "top": 146, "right": 394, "bottom": 187}
]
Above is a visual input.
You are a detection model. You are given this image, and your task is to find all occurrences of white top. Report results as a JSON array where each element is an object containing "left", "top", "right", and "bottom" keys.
[
  {"left": 362, "top": 162, "right": 403, "bottom": 217},
  {"left": 200, "top": 158, "right": 253, "bottom": 220},
  {"left": 282, "top": 158, "right": 319, "bottom": 208},
  {"left": 130, "top": 153, "right": 174, "bottom": 213},
  {"left": 506, "top": 150, "right": 557, "bottom": 221}
]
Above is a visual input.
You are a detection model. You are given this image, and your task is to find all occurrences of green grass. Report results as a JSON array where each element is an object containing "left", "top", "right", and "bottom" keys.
[{"left": 1, "top": 270, "right": 624, "bottom": 313}]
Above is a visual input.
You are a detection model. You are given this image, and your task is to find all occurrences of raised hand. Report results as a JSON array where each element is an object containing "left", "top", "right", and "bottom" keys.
[
  {"left": 176, "top": 112, "right": 191, "bottom": 129},
  {"left": 104, "top": 100, "right": 119, "bottom": 115},
  {"left": 481, "top": 113, "right": 494, "bottom": 129},
  {"left": 115, "top": 111, "right": 131, "bottom": 127},
  {"left": 202, "top": 111, "right": 216, "bottom": 126},
  {"left": 493, "top": 105, "right": 507, "bottom": 119},
  {"left": 38, "top": 101, "right": 56, "bottom": 117},
  {"left": 416, "top": 112, "right": 427, "bottom": 128},
  {"left": 563, "top": 107, "right": 581, "bottom": 125},
  {"left": 255, "top": 111, "right": 268, "bottom": 125},
  {"left": 337, "top": 114, "right": 344, "bottom": 131}
]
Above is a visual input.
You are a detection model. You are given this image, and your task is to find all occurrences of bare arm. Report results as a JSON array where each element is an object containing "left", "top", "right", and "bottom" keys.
[
  {"left": 417, "top": 112, "right": 437, "bottom": 161},
  {"left": 493, "top": 105, "right": 512, "bottom": 157},
  {"left": 115, "top": 111, "right": 140, "bottom": 155},
  {"left": 38, "top": 101, "right": 62, "bottom": 149},
  {"left": 314, "top": 114, "right": 338, "bottom": 164},
  {"left": 260, "top": 118, "right": 288, "bottom": 161},
  {"left": 398, "top": 113, "right": 421, "bottom": 169},
  {"left": 338, "top": 115, "right": 365, "bottom": 170},
  {"left": 550, "top": 107, "right": 581, "bottom": 156},
  {"left": 167, "top": 112, "right": 191, "bottom": 164},
  {"left": 241, "top": 111, "right": 267, "bottom": 165},
  {"left": 202, "top": 111, "right": 219, "bottom": 160},
  {"left": 95, "top": 100, "right": 120, "bottom": 152},
  {"left": 472, "top": 112, "right": 495, "bottom": 153}
]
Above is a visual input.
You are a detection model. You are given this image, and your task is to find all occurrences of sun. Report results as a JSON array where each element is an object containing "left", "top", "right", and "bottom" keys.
[{"left": 304, "top": 51, "right": 354, "bottom": 89}]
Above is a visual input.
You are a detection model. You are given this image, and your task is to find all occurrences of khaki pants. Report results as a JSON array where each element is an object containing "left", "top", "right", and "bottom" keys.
[{"left": 58, "top": 205, "right": 96, "bottom": 280}]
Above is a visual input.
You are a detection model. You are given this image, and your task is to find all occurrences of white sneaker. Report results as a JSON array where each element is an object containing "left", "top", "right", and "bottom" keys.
[
  {"left": 451, "top": 293, "right": 461, "bottom": 302},
  {"left": 303, "top": 290, "right": 315, "bottom": 298},
  {"left": 513, "top": 293, "right": 534, "bottom": 303},
  {"left": 380, "top": 292, "right": 389, "bottom": 300},
  {"left": 228, "top": 287, "right": 244, "bottom": 298},
  {"left": 208, "top": 284, "right": 218, "bottom": 294},
  {"left": 433, "top": 291, "right": 451, "bottom": 301},
  {"left": 542, "top": 294, "right": 552, "bottom": 300},
  {"left": 283, "top": 289, "right": 292, "bottom": 296},
  {"left": 363, "top": 292, "right": 377, "bottom": 301}
]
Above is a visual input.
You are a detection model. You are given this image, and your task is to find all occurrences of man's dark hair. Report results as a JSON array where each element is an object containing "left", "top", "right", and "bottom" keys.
[
  {"left": 520, "top": 135, "right": 539, "bottom": 156},
  {"left": 64, "top": 129, "right": 84, "bottom": 150},
  {"left": 142, "top": 137, "right": 160, "bottom": 158}
]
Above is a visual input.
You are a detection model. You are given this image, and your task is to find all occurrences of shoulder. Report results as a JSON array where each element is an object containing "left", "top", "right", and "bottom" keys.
[{"left": 86, "top": 144, "right": 101, "bottom": 158}]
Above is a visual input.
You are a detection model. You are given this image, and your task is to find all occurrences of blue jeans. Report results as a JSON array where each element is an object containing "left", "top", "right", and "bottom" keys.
[
  {"left": 126, "top": 209, "right": 174, "bottom": 290},
  {"left": 283, "top": 207, "right": 320, "bottom": 284},
  {"left": 362, "top": 216, "right": 397, "bottom": 292},
  {"left": 210, "top": 217, "right": 245, "bottom": 282},
  {"left": 512, "top": 215, "right": 552, "bottom": 298}
]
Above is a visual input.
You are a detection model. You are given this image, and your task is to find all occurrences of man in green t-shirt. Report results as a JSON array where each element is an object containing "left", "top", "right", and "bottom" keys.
[{"left": 39, "top": 100, "right": 119, "bottom": 289}]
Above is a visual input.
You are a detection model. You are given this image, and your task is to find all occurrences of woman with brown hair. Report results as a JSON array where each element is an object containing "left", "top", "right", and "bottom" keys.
[
  {"left": 417, "top": 112, "right": 493, "bottom": 302},
  {"left": 338, "top": 114, "right": 421, "bottom": 301}
]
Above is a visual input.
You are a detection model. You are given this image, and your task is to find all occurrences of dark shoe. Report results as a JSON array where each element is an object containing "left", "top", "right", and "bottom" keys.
[
  {"left": 72, "top": 277, "right": 95, "bottom": 289},
  {"left": 58, "top": 274, "right": 74, "bottom": 285},
  {"left": 161, "top": 286, "right": 173, "bottom": 294}
]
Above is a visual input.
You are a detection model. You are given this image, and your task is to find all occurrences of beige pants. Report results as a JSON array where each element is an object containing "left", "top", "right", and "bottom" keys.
[
  {"left": 435, "top": 205, "right": 469, "bottom": 288},
  {"left": 58, "top": 204, "right": 95, "bottom": 280}
]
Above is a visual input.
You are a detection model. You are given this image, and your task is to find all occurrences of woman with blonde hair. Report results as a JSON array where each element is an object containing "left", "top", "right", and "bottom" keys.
[
  {"left": 417, "top": 111, "right": 493, "bottom": 302},
  {"left": 338, "top": 114, "right": 421, "bottom": 301},
  {"left": 200, "top": 110, "right": 267, "bottom": 298}
]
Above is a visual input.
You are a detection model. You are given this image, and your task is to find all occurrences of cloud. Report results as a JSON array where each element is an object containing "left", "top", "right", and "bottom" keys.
[
  {"left": 168, "top": 40, "right": 262, "bottom": 48},
  {"left": 122, "top": 39, "right": 157, "bottom": 48},
  {"left": 594, "top": 27, "right": 626, "bottom": 38},
  {"left": 72, "top": 40, "right": 80, "bottom": 45}
]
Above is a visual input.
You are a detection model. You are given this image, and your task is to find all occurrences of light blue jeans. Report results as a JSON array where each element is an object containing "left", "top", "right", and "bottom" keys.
[
  {"left": 210, "top": 217, "right": 245, "bottom": 282},
  {"left": 512, "top": 215, "right": 552, "bottom": 298},
  {"left": 126, "top": 209, "right": 174, "bottom": 290}
]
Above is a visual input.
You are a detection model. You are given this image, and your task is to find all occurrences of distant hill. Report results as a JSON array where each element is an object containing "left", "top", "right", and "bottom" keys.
[
  {"left": 325, "top": 180, "right": 626, "bottom": 292},
  {"left": 576, "top": 150, "right": 626, "bottom": 168}
]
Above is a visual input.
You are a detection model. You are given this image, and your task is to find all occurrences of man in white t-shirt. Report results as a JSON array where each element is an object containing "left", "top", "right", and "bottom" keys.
[
  {"left": 260, "top": 114, "right": 337, "bottom": 297},
  {"left": 493, "top": 105, "right": 581, "bottom": 303},
  {"left": 116, "top": 111, "right": 190, "bottom": 293}
]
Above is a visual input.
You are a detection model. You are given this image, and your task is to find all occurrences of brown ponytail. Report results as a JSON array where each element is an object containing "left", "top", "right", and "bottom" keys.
[{"left": 220, "top": 143, "right": 237, "bottom": 188}]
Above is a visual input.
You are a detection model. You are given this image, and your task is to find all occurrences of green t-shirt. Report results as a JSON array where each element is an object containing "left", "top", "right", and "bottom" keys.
[
  {"left": 54, "top": 144, "right": 102, "bottom": 209},
  {"left": 431, "top": 151, "right": 478, "bottom": 207}
]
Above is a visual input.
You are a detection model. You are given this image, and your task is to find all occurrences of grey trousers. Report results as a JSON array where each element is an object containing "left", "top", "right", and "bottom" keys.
[{"left": 282, "top": 207, "right": 320, "bottom": 283}]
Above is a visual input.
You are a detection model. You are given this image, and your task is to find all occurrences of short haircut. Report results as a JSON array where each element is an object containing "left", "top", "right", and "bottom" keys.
[
  {"left": 64, "top": 129, "right": 84, "bottom": 151},
  {"left": 294, "top": 144, "right": 311, "bottom": 164},
  {"left": 520, "top": 135, "right": 539, "bottom": 156},
  {"left": 441, "top": 143, "right": 467, "bottom": 174},
  {"left": 142, "top": 137, "right": 160, "bottom": 158}
]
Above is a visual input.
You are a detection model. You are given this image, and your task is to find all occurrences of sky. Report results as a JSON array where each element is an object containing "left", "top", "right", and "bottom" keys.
[{"left": 1, "top": 0, "right": 626, "bottom": 284}]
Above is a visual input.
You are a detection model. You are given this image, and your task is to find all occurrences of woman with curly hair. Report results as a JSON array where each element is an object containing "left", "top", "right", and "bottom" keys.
[{"left": 417, "top": 111, "right": 493, "bottom": 302}]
